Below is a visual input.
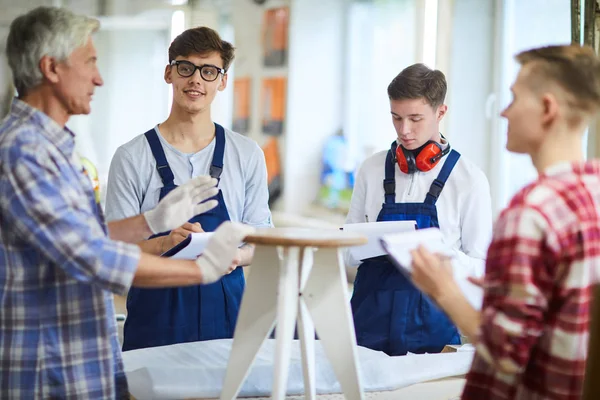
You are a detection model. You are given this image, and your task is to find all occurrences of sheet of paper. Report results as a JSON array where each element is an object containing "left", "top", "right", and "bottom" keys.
[
  {"left": 381, "top": 228, "right": 484, "bottom": 310},
  {"left": 380, "top": 228, "right": 452, "bottom": 270},
  {"left": 169, "top": 232, "right": 213, "bottom": 260},
  {"left": 342, "top": 221, "right": 417, "bottom": 261}
]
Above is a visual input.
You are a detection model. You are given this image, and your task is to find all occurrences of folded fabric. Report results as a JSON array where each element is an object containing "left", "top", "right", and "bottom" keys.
[{"left": 123, "top": 338, "right": 473, "bottom": 399}]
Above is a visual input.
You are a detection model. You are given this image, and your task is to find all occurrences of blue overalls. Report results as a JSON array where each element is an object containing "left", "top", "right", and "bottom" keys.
[
  {"left": 350, "top": 141, "right": 461, "bottom": 356},
  {"left": 122, "top": 123, "right": 245, "bottom": 351}
]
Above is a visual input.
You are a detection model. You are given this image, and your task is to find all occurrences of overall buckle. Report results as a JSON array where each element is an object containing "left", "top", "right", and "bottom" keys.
[{"left": 428, "top": 179, "right": 444, "bottom": 199}]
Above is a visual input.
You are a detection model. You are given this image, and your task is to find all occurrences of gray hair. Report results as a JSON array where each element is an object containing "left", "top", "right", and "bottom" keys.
[{"left": 6, "top": 6, "right": 100, "bottom": 96}]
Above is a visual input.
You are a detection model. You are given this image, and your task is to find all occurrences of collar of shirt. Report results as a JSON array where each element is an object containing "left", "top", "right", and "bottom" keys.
[
  {"left": 9, "top": 98, "right": 76, "bottom": 157},
  {"left": 542, "top": 159, "right": 600, "bottom": 178},
  {"left": 440, "top": 135, "right": 450, "bottom": 150}
]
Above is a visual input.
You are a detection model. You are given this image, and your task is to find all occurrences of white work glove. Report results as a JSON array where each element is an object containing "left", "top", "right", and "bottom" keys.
[
  {"left": 196, "top": 221, "right": 256, "bottom": 284},
  {"left": 143, "top": 176, "right": 219, "bottom": 235}
]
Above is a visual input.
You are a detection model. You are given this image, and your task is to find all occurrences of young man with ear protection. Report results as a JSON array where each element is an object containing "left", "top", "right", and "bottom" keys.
[
  {"left": 105, "top": 27, "right": 272, "bottom": 351},
  {"left": 346, "top": 63, "right": 493, "bottom": 356}
]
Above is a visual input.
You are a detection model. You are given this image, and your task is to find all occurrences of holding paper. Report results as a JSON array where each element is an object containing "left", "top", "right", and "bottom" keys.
[
  {"left": 342, "top": 220, "right": 416, "bottom": 262},
  {"left": 380, "top": 228, "right": 483, "bottom": 310},
  {"left": 161, "top": 232, "right": 214, "bottom": 260}
]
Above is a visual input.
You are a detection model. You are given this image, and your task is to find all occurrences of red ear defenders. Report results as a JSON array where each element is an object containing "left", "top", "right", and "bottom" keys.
[{"left": 396, "top": 140, "right": 450, "bottom": 174}]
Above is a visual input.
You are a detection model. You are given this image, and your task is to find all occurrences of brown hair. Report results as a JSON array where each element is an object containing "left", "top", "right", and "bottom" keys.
[
  {"left": 516, "top": 45, "right": 600, "bottom": 114},
  {"left": 168, "top": 26, "right": 235, "bottom": 71},
  {"left": 387, "top": 63, "right": 447, "bottom": 108}
]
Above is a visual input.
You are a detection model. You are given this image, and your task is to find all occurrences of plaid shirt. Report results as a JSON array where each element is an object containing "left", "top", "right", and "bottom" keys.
[
  {"left": 462, "top": 161, "right": 600, "bottom": 400},
  {"left": 0, "top": 99, "right": 140, "bottom": 399}
]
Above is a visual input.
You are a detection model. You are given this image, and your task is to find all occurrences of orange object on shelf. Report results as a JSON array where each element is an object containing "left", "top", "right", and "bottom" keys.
[
  {"left": 233, "top": 77, "right": 251, "bottom": 134},
  {"left": 262, "top": 7, "right": 289, "bottom": 67},
  {"left": 261, "top": 77, "right": 286, "bottom": 135},
  {"left": 261, "top": 137, "right": 282, "bottom": 204}
]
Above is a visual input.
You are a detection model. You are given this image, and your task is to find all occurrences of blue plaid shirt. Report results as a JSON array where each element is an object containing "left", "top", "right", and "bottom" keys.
[{"left": 0, "top": 99, "right": 140, "bottom": 399}]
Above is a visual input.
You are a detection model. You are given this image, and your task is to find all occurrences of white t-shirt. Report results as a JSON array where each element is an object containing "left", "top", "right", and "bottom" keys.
[
  {"left": 346, "top": 147, "right": 492, "bottom": 278},
  {"left": 104, "top": 125, "right": 273, "bottom": 229}
]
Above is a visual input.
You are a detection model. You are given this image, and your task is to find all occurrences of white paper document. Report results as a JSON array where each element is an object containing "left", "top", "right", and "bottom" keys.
[
  {"left": 381, "top": 228, "right": 484, "bottom": 310},
  {"left": 342, "top": 221, "right": 417, "bottom": 261},
  {"left": 161, "top": 232, "right": 213, "bottom": 260}
]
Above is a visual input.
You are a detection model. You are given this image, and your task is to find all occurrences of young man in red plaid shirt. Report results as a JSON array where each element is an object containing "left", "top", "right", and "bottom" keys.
[{"left": 410, "top": 44, "right": 600, "bottom": 399}]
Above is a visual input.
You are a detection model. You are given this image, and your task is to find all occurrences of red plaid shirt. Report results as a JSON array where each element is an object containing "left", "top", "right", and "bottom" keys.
[{"left": 462, "top": 161, "right": 600, "bottom": 400}]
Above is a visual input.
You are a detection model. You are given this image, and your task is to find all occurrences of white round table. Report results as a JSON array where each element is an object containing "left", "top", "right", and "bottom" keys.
[{"left": 219, "top": 227, "right": 367, "bottom": 400}]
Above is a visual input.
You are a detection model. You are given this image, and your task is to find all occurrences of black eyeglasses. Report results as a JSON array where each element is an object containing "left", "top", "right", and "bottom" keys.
[{"left": 170, "top": 60, "right": 226, "bottom": 82}]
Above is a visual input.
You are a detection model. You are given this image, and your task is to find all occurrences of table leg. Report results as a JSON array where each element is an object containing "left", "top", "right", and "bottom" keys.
[
  {"left": 272, "top": 246, "right": 300, "bottom": 399},
  {"left": 219, "top": 245, "right": 281, "bottom": 400},
  {"left": 298, "top": 247, "right": 316, "bottom": 400},
  {"left": 302, "top": 247, "right": 364, "bottom": 400}
]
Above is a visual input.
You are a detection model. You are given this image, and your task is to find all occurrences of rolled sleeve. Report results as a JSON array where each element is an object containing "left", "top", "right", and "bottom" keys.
[
  {"left": 105, "top": 146, "right": 144, "bottom": 221},
  {"left": 456, "top": 176, "right": 493, "bottom": 278},
  {"left": 475, "top": 205, "right": 548, "bottom": 374},
  {"left": 242, "top": 145, "right": 273, "bottom": 228},
  {"left": 4, "top": 145, "right": 140, "bottom": 295},
  {"left": 344, "top": 162, "right": 368, "bottom": 267},
  {"left": 345, "top": 161, "right": 368, "bottom": 225}
]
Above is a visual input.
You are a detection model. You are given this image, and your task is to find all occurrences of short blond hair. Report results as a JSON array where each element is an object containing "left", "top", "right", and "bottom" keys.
[
  {"left": 516, "top": 45, "right": 600, "bottom": 115},
  {"left": 6, "top": 6, "right": 100, "bottom": 96}
]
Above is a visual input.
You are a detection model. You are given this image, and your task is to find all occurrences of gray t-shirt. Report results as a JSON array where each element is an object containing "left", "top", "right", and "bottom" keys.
[{"left": 104, "top": 125, "right": 273, "bottom": 229}]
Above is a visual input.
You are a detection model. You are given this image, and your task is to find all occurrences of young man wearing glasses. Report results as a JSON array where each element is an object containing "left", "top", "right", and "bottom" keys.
[{"left": 105, "top": 27, "right": 272, "bottom": 351}]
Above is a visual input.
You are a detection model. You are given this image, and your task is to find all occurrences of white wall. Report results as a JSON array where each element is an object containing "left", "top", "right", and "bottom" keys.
[
  {"left": 71, "top": 27, "right": 170, "bottom": 193},
  {"left": 344, "top": 0, "right": 418, "bottom": 163},
  {"left": 282, "top": 0, "right": 346, "bottom": 214},
  {"left": 492, "top": 0, "right": 571, "bottom": 209},
  {"left": 444, "top": 0, "right": 571, "bottom": 216},
  {"left": 445, "top": 0, "right": 495, "bottom": 177}
]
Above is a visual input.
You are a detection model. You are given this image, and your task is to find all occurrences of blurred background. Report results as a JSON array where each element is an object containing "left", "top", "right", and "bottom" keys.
[
  {"left": 0, "top": 0, "right": 584, "bottom": 226},
  {"left": 1, "top": 0, "right": 596, "bottom": 343}
]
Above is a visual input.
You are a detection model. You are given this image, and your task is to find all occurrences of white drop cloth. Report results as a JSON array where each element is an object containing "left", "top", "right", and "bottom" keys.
[{"left": 123, "top": 339, "right": 473, "bottom": 399}]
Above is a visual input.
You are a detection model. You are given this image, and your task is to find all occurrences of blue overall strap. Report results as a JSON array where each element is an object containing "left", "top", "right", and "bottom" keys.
[
  {"left": 210, "top": 123, "right": 225, "bottom": 179},
  {"left": 383, "top": 141, "right": 397, "bottom": 204},
  {"left": 144, "top": 129, "right": 175, "bottom": 186},
  {"left": 424, "top": 149, "right": 461, "bottom": 205}
]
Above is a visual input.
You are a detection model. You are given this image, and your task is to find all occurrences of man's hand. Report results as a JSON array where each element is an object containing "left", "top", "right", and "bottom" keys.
[
  {"left": 410, "top": 245, "right": 460, "bottom": 302},
  {"left": 161, "top": 222, "right": 204, "bottom": 254},
  {"left": 467, "top": 276, "right": 485, "bottom": 288},
  {"left": 143, "top": 176, "right": 218, "bottom": 235},
  {"left": 196, "top": 222, "right": 255, "bottom": 284},
  {"left": 225, "top": 248, "right": 243, "bottom": 274}
]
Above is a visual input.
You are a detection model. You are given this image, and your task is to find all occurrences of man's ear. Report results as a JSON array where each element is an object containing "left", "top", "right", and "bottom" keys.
[
  {"left": 218, "top": 73, "right": 228, "bottom": 92},
  {"left": 164, "top": 64, "right": 173, "bottom": 84},
  {"left": 437, "top": 104, "right": 448, "bottom": 122},
  {"left": 39, "top": 55, "right": 60, "bottom": 84},
  {"left": 541, "top": 93, "right": 558, "bottom": 127}
]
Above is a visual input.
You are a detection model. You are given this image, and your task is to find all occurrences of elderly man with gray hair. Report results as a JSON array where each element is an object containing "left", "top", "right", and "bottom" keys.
[{"left": 0, "top": 6, "right": 254, "bottom": 399}]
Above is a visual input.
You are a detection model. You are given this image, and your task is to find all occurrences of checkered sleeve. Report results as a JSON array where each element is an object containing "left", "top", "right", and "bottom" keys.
[
  {"left": 3, "top": 142, "right": 140, "bottom": 295},
  {"left": 475, "top": 204, "right": 550, "bottom": 374}
]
